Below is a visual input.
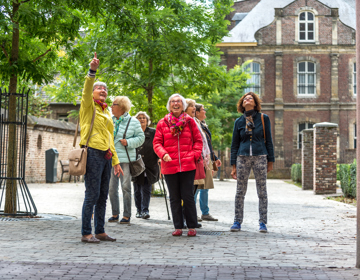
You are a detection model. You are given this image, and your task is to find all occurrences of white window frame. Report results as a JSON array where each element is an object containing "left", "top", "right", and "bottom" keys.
[
  {"left": 298, "top": 123, "right": 314, "bottom": 149},
  {"left": 58, "top": 114, "right": 69, "bottom": 122},
  {"left": 297, "top": 61, "right": 316, "bottom": 96},
  {"left": 244, "top": 62, "right": 261, "bottom": 96},
  {"left": 354, "top": 123, "right": 357, "bottom": 149},
  {"left": 354, "top": 62, "right": 357, "bottom": 96},
  {"left": 299, "top": 12, "right": 315, "bottom": 43}
]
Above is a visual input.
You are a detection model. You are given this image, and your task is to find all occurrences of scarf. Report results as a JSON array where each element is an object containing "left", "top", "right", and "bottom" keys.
[
  {"left": 244, "top": 109, "right": 256, "bottom": 135},
  {"left": 166, "top": 112, "right": 187, "bottom": 136},
  {"left": 113, "top": 113, "right": 128, "bottom": 138},
  {"left": 93, "top": 98, "right": 108, "bottom": 111},
  {"left": 194, "top": 117, "right": 211, "bottom": 167}
]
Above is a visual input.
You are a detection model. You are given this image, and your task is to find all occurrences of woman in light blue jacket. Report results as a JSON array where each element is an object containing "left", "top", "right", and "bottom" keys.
[{"left": 108, "top": 96, "right": 145, "bottom": 224}]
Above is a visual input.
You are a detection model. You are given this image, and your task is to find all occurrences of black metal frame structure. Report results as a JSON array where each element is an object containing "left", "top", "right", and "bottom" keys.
[{"left": 0, "top": 88, "right": 37, "bottom": 216}]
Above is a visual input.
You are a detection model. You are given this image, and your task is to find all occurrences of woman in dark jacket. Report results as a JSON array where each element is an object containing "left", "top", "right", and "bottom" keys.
[
  {"left": 133, "top": 111, "right": 159, "bottom": 219},
  {"left": 230, "top": 92, "right": 274, "bottom": 233},
  {"left": 194, "top": 103, "right": 221, "bottom": 222}
]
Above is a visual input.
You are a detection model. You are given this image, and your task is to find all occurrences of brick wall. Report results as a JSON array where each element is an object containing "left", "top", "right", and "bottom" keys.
[
  {"left": 225, "top": 53, "right": 276, "bottom": 102},
  {"left": 282, "top": 54, "right": 332, "bottom": 103},
  {"left": 302, "top": 129, "right": 314, "bottom": 190},
  {"left": 337, "top": 21, "right": 354, "bottom": 45},
  {"left": 318, "top": 17, "right": 333, "bottom": 45},
  {"left": 258, "top": 21, "right": 276, "bottom": 45},
  {"left": 313, "top": 123, "right": 338, "bottom": 194},
  {"left": 25, "top": 128, "right": 79, "bottom": 183},
  {"left": 338, "top": 54, "right": 356, "bottom": 101},
  {"left": 282, "top": 17, "right": 296, "bottom": 45},
  {"left": 284, "top": 0, "right": 331, "bottom": 16},
  {"left": 219, "top": 0, "right": 356, "bottom": 174}
]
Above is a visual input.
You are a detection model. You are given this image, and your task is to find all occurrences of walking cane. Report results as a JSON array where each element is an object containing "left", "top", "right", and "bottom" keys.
[{"left": 158, "top": 164, "right": 170, "bottom": 220}]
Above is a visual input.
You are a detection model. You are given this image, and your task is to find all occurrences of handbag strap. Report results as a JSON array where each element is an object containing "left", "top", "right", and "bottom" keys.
[
  {"left": 261, "top": 113, "right": 266, "bottom": 143},
  {"left": 73, "top": 106, "right": 96, "bottom": 148},
  {"left": 123, "top": 118, "right": 134, "bottom": 166}
]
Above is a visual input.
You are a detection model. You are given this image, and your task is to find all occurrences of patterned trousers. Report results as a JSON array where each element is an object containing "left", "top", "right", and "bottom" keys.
[{"left": 234, "top": 155, "right": 268, "bottom": 224}]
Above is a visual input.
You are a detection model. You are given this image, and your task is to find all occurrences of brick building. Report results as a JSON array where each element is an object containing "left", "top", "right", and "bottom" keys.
[{"left": 218, "top": 0, "right": 356, "bottom": 177}]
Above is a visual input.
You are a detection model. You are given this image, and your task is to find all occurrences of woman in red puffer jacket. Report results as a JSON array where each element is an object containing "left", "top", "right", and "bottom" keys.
[{"left": 153, "top": 93, "right": 203, "bottom": 237}]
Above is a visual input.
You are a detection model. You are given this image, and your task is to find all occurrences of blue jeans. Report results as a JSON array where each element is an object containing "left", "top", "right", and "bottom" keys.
[
  {"left": 109, "top": 163, "right": 132, "bottom": 217},
  {"left": 81, "top": 147, "right": 112, "bottom": 236},
  {"left": 194, "top": 189, "right": 209, "bottom": 216},
  {"left": 133, "top": 177, "right": 152, "bottom": 213}
]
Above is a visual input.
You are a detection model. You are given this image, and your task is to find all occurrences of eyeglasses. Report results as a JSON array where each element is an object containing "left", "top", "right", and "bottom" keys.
[
  {"left": 170, "top": 100, "right": 182, "bottom": 104},
  {"left": 243, "top": 97, "right": 254, "bottom": 102},
  {"left": 111, "top": 103, "right": 119, "bottom": 106},
  {"left": 94, "top": 87, "right": 107, "bottom": 91}
]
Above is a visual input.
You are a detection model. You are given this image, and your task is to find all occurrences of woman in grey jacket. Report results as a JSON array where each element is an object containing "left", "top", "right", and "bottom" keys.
[{"left": 108, "top": 96, "right": 145, "bottom": 224}]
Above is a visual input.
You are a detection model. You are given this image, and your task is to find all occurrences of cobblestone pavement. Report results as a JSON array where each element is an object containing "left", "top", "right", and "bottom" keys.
[{"left": 0, "top": 179, "right": 358, "bottom": 279}]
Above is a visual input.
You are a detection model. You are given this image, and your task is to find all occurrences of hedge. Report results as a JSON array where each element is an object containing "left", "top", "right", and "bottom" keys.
[
  {"left": 291, "top": 163, "right": 302, "bottom": 183},
  {"left": 338, "top": 160, "right": 356, "bottom": 199}
]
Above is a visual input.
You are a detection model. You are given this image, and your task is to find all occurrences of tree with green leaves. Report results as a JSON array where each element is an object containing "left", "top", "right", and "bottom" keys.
[
  {"left": 195, "top": 59, "right": 249, "bottom": 180},
  {"left": 0, "top": 0, "right": 89, "bottom": 213},
  {"left": 45, "top": 0, "right": 234, "bottom": 123}
]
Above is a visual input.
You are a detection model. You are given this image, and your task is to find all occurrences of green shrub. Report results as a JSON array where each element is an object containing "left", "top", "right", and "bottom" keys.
[
  {"left": 291, "top": 163, "right": 302, "bottom": 183},
  {"left": 336, "top": 163, "right": 350, "bottom": 185},
  {"left": 349, "top": 159, "right": 357, "bottom": 198},
  {"left": 339, "top": 161, "right": 357, "bottom": 199}
]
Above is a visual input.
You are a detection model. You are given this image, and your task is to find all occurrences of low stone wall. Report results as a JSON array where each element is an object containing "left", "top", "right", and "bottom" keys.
[{"left": 25, "top": 116, "right": 79, "bottom": 183}]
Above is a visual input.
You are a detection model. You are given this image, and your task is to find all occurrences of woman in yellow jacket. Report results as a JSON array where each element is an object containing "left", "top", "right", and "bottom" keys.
[{"left": 80, "top": 53, "right": 123, "bottom": 243}]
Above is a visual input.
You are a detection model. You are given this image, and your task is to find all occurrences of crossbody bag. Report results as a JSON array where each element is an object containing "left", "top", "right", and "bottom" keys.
[{"left": 68, "top": 106, "right": 96, "bottom": 176}]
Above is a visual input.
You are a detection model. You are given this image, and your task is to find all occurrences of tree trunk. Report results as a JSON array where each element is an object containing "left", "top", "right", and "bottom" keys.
[
  {"left": 220, "top": 138, "right": 225, "bottom": 181},
  {"left": 4, "top": 1, "right": 20, "bottom": 214},
  {"left": 147, "top": 59, "right": 154, "bottom": 122}
]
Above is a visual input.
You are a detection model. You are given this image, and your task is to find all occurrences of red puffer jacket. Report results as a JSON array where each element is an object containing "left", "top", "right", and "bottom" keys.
[{"left": 153, "top": 114, "right": 203, "bottom": 175}]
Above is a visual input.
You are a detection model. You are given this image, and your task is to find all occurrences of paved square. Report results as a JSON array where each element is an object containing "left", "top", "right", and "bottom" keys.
[{"left": 0, "top": 179, "right": 358, "bottom": 279}]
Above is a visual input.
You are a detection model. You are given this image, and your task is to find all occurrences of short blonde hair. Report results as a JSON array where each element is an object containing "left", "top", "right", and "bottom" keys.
[
  {"left": 135, "top": 111, "right": 151, "bottom": 126},
  {"left": 185, "top": 98, "right": 195, "bottom": 107},
  {"left": 185, "top": 98, "right": 196, "bottom": 115},
  {"left": 113, "top": 96, "right": 132, "bottom": 113}
]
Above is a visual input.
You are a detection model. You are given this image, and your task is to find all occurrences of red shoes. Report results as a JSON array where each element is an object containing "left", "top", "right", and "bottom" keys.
[
  {"left": 172, "top": 229, "right": 197, "bottom": 237},
  {"left": 172, "top": 229, "right": 183, "bottom": 236}
]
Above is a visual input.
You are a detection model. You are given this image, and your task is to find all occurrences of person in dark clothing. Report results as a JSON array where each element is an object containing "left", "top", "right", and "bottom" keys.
[
  {"left": 133, "top": 111, "right": 160, "bottom": 219},
  {"left": 194, "top": 103, "right": 222, "bottom": 222},
  {"left": 230, "top": 92, "right": 275, "bottom": 233}
]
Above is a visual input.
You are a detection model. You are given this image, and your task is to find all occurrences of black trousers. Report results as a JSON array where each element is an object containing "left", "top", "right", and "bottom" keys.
[{"left": 165, "top": 170, "right": 197, "bottom": 229}]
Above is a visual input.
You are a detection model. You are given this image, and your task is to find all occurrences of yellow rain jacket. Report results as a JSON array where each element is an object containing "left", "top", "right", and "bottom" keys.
[{"left": 79, "top": 76, "right": 119, "bottom": 166}]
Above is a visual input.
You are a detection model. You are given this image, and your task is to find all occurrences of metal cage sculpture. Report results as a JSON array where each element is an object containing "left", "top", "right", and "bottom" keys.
[{"left": 0, "top": 88, "right": 37, "bottom": 216}]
